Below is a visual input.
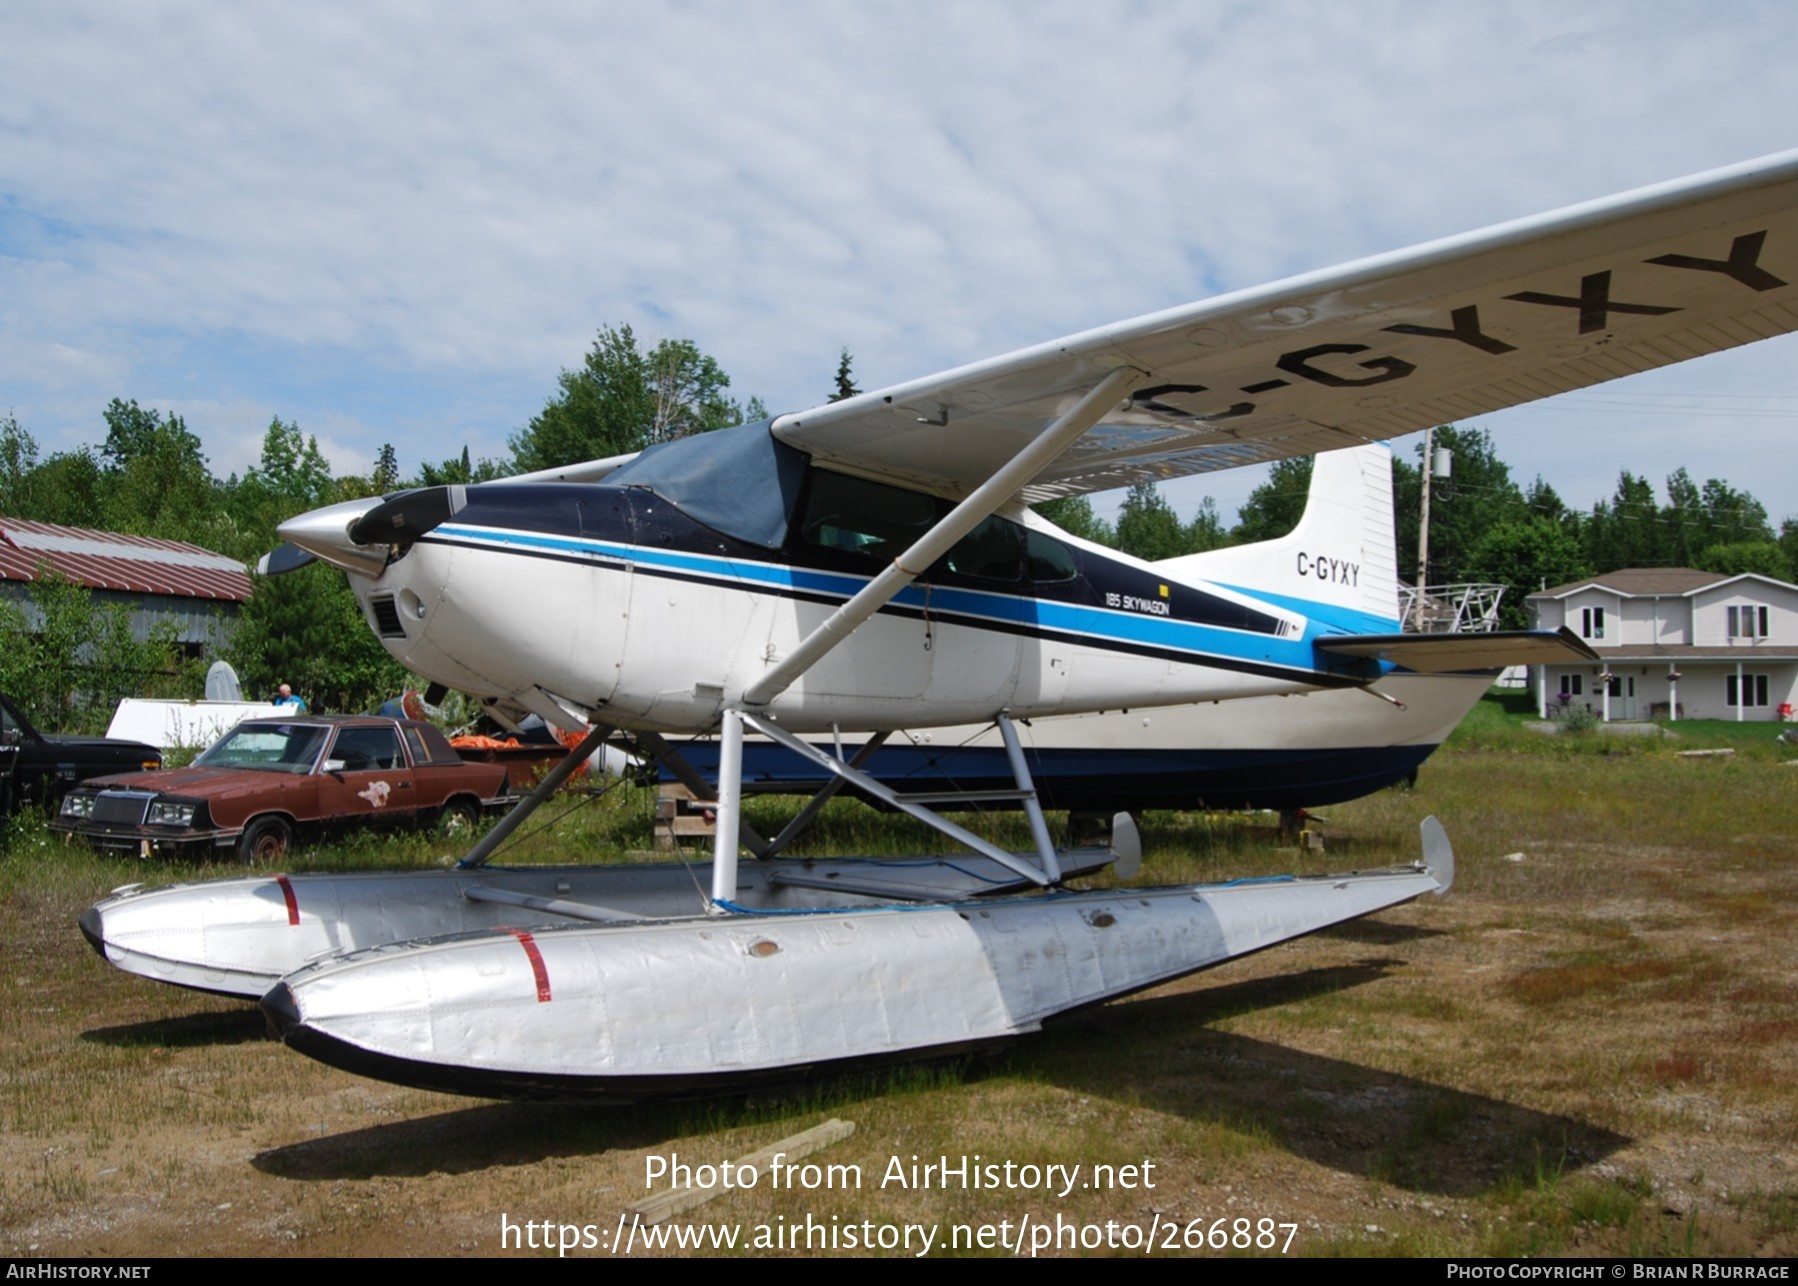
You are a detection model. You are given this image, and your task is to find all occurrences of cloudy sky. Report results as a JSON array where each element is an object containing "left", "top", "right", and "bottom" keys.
[{"left": 3, "top": 1, "right": 1796, "bottom": 530}]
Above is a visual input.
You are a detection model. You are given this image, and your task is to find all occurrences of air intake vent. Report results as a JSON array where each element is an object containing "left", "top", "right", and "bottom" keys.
[{"left": 369, "top": 595, "right": 407, "bottom": 639}]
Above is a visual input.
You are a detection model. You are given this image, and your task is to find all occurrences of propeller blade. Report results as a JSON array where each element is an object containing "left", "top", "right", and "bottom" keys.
[
  {"left": 256, "top": 542, "right": 317, "bottom": 576},
  {"left": 346, "top": 485, "right": 467, "bottom": 548},
  {"left": 275, "top": 496, "right": 390, "bottom": 578}
]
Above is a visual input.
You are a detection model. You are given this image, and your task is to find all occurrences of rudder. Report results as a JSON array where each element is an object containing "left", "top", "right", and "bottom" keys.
[{"left": 1158, "top": 444, "right": 1400, "bottom": 628}]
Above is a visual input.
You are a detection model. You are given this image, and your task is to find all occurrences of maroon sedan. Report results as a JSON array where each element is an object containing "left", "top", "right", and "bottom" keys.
[{"left": 53, "top": 716, "right": 513, "bottom": 862}]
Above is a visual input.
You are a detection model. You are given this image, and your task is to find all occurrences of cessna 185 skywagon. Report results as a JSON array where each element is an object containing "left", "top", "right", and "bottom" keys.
[{"left": 86, "top": 149, "right": 1798, "bottom": 1099}]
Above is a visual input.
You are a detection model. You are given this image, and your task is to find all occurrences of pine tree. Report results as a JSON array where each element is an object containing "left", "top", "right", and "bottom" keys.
[{"left": 830, "top": 349, "right": 860, "bottom": 402}]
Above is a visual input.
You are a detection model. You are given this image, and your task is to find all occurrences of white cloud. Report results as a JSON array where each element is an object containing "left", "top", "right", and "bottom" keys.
[{"left": 3, "top": 0, "right": 1797, "bottom": 517}]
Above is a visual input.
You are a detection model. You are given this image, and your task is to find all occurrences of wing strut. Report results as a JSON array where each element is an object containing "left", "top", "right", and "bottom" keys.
[{"left": 742, "top": 366, "right": 1146, "bottom": 709}]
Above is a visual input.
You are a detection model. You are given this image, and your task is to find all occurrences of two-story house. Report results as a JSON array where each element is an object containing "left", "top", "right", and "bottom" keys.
[{"left": 1526, "top": 568, "right": 1798, "bottom": 722}]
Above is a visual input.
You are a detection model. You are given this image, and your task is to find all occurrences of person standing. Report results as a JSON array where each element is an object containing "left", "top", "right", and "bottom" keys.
[{"left": 274, "top": 683, "right": 308, "bottom": 713}]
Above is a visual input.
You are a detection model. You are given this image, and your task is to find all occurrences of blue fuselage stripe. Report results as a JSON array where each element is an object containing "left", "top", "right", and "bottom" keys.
[{"left": 431, "top": 523, "right": 1385, "bottom": 680}]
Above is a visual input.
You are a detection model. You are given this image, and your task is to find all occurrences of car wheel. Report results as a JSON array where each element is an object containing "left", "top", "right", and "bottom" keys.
[
  {"left": 237, "top": 816, "right": 293, "bottom": 865},
  {"left": 437, "top": 798, "right": 480, "bottom": 838}
]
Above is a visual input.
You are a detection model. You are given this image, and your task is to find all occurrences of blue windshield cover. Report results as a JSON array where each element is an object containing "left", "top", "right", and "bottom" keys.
[{"left": 601, "top": 419, "right": 808, "bottom": 549}]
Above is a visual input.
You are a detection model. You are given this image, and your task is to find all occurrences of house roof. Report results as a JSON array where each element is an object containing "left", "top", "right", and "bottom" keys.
[
  {"left": 1529, "top": 567, "right": 1761, "bottom": 599},
  {"left": 0, "top": 519, "right": 252, "bottom": 603},
  {"left": 1567, "top": 644, "right": 1798, "bottom": 663}
]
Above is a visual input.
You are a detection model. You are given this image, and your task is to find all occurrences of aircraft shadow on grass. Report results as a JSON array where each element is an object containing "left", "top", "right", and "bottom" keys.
[
  {"left": 1014, "top": 964, "right": 1628, "bottom": 1198},
  {"left": 83, "top": 1006, "right": 267, "bottom": 1050}
]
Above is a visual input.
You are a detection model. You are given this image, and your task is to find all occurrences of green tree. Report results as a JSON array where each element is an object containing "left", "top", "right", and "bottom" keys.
[
  {"left": 512, "top": 325, "right": 655, "bottom": 471},
  {"left": 227, "top": 562, "right": 408, "bottom": 713},
  {"left": 1584, "top": 471, "right": 1664, "bottom": 571},
  {"left": 224, "top": 421, "right": 411, "bottom": 712},
  {"left": 1183, "top": 497, "right": 1227, "bottom": 554},
  {"left": 1230, "top": 457, "right": 1312, "bottom": 544},
  {"left": 100, "top": 398, "right": 173, "bottom": 468},
  {"left": 1779, "top": 517, "right": 1798, "bottom": 580},
  {"left": 244, "top": 417, "right": 333, "bottom": 507},
  {"left": 1463, "top": 518, "right": 1594, "bottom": 630},
  {"left": 371, "top": 443, "right": 400, "bottom": 493},
  {"left": 221, "top": 418, "right": 336, "bottom": 561},
  {"left": 1661, "top": 467, "right": 1704, "bottom": 566},
  {"left": 1114, "top": 481, "right": 1188, "bottom": 561},
  {"left": 421, "top": 446, "right": 474, "bottom": 486},
  {"left": 1694, "top": 540, "right": 1792, "bottom": 581},
  {"left": 644, "top": 337, "right": 740, "bottom": 445},
  {"left": 1697, "top": 477, "right": 1772, "bottom": 547},
  {"left": 830, "top": 349, "right": 860, "bottom": 402},
  {"left": 97, "top": 399, "right": 223, "bottom": 546},
  {"left": 1033, "top": 495, "right": 1114, "bottom": 547},
  {"left": 1580, "top": 470, "right": 1774, "bottom": 574},
  {"left": 5, "top": 568, "right": 90, "bottom": 727},
  {"left": 417, "top": 447, "right": 508, "bottom": 486},
  {"left": 1399, "top": 426, "right": 1528, "bottom": 586},
  {"left": 0, "top": 567, "right": 182, "bottom": 731},
  {"left": 511, "top": 325, "right": 748, "bottom": 471},
  {"left": 15, "top": 448, "right": 107, "bottom": 528},
  {"left": 0, "top": 415, "right": 41, "bottom": 514}
]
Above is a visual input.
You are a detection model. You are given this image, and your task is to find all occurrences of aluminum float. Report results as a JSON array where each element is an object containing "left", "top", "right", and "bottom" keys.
[{"left": 261, "top": 819, "right": 1452, "bottom": 1100}]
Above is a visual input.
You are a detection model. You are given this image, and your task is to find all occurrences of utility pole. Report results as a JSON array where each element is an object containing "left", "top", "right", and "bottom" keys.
[
  {"left": 1412, "top": 427, "right": 1434, "bottom": 630},
  {"left": 1411, "top": 427, "right": 1452, "bottom": 631}
]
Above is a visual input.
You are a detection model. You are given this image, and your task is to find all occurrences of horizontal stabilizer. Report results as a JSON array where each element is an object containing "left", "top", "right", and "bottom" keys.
[{"left": 1317, "top": 626, "right": 1597, "bottom": 673}]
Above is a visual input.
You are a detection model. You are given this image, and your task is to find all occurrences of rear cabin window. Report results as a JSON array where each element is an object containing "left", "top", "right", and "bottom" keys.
[
  {"left": 942, "top": 515, "right": 1022, "bottom": 582},
  {"left": 331, "top": 726, "right": 403, "bottom": 771},
  {"left": 412, "top": 723, "right": 465, "bottom": 765},
  {"left": 1025, "top": 529, "right": 1078, "bottom": 582}
]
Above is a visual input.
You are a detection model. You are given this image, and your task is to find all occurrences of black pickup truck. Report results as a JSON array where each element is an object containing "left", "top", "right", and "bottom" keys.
[{"left": 1, "top": 691, "right": 163, "bottom": 816}]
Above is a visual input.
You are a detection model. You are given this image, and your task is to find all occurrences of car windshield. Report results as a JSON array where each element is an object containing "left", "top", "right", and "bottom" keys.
[{"left": 194, "top": 723, "right": 331, "bottom": 774}]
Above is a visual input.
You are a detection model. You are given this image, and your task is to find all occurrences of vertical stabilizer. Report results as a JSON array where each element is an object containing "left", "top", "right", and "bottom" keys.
[{"left": 1159, "top": 444, "right": 1400, "bottom": 628}]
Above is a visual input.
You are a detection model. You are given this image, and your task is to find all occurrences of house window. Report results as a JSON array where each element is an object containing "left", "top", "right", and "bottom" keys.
[
  {"left": 1558, "top": 674, "right": 1583, "bottom": 697},
  {"left": 1727, "top": 605, "right": 1769, "bottom": 638},
  {"left": 1580, "top": 606, "right": 1605, "bottom": 640},
  {"left": 1726, "top": 674, "right": 1770, "bottom": 707}
]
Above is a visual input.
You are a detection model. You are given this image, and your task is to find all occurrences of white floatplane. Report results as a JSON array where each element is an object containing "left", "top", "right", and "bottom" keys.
[
  {"left": 80, "top": 444, "right": 1495, "bottom": 1006},
  {"left": 83, "top": 149, "right": 1798, "bottom": 1098}
]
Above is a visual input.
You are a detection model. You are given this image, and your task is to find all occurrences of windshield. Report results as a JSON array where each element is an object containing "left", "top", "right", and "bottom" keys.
[{"left": 194, "top": 723, "right": 331, "bottom": 774}]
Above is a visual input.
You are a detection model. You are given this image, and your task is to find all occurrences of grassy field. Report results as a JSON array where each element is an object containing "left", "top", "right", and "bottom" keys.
[{"left": 4, "top": 698, "right": 1798, "bottom": 1257}]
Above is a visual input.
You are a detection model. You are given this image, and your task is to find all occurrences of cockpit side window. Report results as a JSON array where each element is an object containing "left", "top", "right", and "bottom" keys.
[
  {"left": 795, "top": 468, "right": 1074, "bottom": 591},
  {"left": 799, "top": 471, "right": 937, "bottom": 561}
]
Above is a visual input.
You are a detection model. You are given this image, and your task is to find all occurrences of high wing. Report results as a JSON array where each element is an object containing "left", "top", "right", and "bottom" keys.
[{"left": 773, "top": 150, "right": 1798, "bottom": 500}]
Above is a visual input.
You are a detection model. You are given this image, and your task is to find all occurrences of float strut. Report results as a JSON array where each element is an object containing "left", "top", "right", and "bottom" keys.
[{"left": 711, "top": 709, "right": 745, "bottom": 908}]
